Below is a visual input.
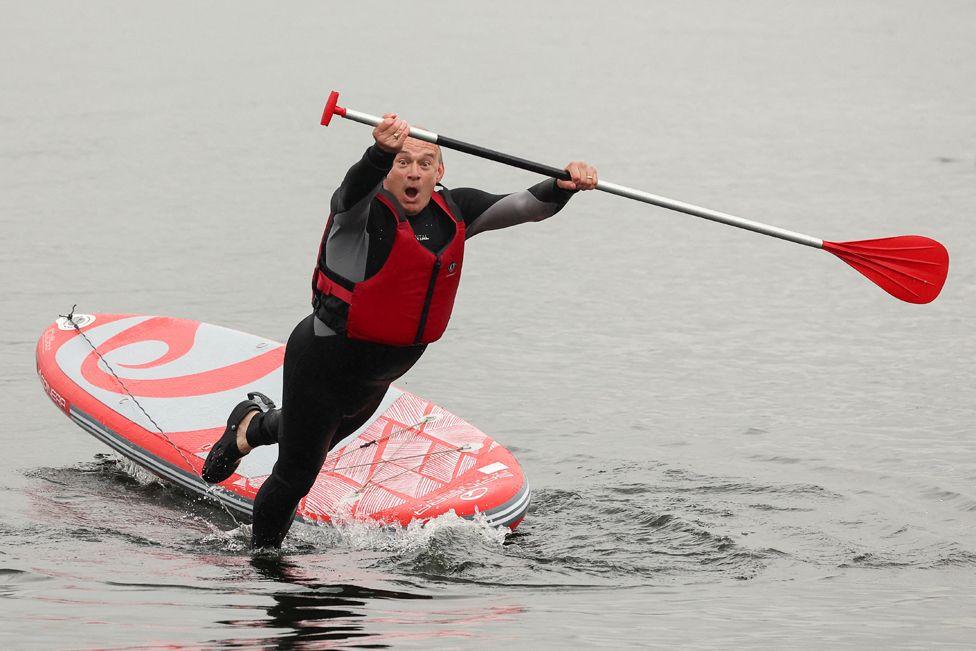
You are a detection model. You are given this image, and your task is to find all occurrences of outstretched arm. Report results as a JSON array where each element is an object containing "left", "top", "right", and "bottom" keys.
[{"left": 456, "top": 161, "right": 599, "bottom": 239}]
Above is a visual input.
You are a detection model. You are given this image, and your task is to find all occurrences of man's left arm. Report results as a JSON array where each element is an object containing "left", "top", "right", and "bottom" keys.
[{"left": 457, "top": 161, "right": 599, "bottom": 239}]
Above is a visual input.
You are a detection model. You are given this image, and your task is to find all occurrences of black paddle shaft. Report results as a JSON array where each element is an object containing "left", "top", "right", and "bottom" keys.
[{"left": 436, "top": 135, "right": 572, "bottom": 182}]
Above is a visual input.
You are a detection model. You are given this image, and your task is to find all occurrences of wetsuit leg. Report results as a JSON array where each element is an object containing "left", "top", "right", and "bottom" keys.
[
  {"left": 250, "top": 315, "right": 424, "bottom": 549},
  {"left": 245, "top": 408, "right": 280, "bottom": 448},
  {"left": 332, "top": 385, "right": 389, "bottom": 444},
  {"left": 245, "top": 380, "right": 381, "bottom": 451}
]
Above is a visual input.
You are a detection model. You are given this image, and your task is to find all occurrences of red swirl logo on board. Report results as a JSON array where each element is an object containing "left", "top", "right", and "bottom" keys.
[{"left": 80, "top": 317, "right": 283, "bottom": 398}]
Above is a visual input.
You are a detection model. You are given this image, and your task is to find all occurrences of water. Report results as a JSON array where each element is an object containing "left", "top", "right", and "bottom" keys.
[{"left": 4, "top": 0, "right": 975, "bottom": 647}]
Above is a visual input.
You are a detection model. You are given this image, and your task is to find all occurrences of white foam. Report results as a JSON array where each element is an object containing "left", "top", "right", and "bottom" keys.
[
  {"left": 114, "top": 456, "right": 164, "bottom": 487},
  {"left": 289, "top": 510, "right": 509, "bottom": 553}
]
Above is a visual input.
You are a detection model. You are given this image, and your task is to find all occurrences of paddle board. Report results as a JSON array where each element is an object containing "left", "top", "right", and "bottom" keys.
[{"left": 35, "top": 313, "right": 529, "bottom": 529}]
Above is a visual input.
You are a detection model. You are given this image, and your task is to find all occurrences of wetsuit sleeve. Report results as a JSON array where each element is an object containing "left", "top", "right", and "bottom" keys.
[
  {"left": 452, "top": 179, "right": 577, "bottom": 239},
  {"left": 322, "top": 145, "right": 395, "bottom": 288},
  {"left": 330, "top": 145, "right": 395, "bottom": 221}
]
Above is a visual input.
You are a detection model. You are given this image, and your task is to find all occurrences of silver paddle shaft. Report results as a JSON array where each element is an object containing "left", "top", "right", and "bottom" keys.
[
  {"left": 596, "top": 180, "right": 823, "bottom": 248},
  {"left": 339, "top": 107, "right": 824, "bottom": 249},
  {"left": 341, "top": 108, "right": 439, "bottom": 144}
]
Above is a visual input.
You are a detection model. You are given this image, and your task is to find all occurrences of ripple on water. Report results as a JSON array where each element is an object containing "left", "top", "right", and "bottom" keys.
[
  {"left": 919, "top": 486, "right": 976, "bottom": 512},
  {"left": 0, "top": 568, "right": 53, "bottom": 597},
  {"left": 510, "top": 485, "right": 772, "bottom": 584},
  {"left": 840, "top": 543, "right": 976, "bottom": 570}
]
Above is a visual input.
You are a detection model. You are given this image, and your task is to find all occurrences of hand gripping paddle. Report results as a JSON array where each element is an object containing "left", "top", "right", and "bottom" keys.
[{"left": 321, "top": 90, "right": 948, "bottom": 304}]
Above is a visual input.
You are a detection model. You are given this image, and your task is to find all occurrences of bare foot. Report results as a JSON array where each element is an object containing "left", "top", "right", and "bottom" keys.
[{"left": 236, "top": 410, "right": 258, "bottom": 455}]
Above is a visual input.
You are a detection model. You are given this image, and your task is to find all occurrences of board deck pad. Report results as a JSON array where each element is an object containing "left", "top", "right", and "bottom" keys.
[{"left": 36, "top": 314, "right": 529, "bottom": 529}]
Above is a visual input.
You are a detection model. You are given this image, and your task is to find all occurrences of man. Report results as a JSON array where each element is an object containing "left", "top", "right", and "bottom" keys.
[{"left": 202, "top": 112, "right": 599, "bottom": 548}]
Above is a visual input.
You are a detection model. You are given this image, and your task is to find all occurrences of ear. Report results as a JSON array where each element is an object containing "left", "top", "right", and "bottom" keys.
[{"left": 435, "top": 161, "right": 445, "bottom": 184}]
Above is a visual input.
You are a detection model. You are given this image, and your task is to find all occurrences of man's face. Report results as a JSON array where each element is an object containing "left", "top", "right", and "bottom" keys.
[{"left": 383, "top": 139, "right": 444, "bottom": 215}]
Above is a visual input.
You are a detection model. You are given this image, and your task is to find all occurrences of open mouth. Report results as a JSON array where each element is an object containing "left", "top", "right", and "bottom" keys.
[{"left": 404, "top": 187, "right": 419, "bottom": 200}]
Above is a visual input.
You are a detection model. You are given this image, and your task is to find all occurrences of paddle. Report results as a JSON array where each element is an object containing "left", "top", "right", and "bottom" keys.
[{"left": 320, "top": 91, "right": 949, "bottom": 304}]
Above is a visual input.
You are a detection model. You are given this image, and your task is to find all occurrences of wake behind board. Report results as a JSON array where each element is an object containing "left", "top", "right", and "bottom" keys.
[{"left": 35, "top": 314, "right": 529, "bottom": 529}]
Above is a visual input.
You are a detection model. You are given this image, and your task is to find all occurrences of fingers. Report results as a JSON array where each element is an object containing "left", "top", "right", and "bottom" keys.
[
  {"left": 556, "top": 161, "right": 581, "bottom": 191},
  {"left": 584, "top": 162, "right": 598, "bottom": 190},
  {"left": 373, "top": 113, "right": 410, "bottom": 153},
  {"left": 556, "top": 161, "right": 599, "bottom": 191},
  {"left": 571, "top": 161, "right": 598, "bottom": 190}
]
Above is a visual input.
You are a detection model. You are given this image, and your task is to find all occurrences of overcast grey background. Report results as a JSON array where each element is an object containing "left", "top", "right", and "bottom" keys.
[{"left": 3, "top": 1, "right": 975, "bottom": 647}]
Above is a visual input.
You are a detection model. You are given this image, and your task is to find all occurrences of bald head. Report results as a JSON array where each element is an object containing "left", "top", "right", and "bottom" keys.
[{"left": 402, "top": 135, "right": 442, "bottom": 164}]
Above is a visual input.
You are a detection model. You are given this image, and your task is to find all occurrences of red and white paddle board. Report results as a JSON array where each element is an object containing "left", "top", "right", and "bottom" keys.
[{"left": 35, "top": 314, "right": 529, "bottom": 529}]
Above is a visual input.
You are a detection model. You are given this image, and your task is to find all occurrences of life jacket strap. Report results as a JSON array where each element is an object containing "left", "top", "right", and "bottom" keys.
[{"left": 314, "top": 269, "right": 354, "bottom": 304}]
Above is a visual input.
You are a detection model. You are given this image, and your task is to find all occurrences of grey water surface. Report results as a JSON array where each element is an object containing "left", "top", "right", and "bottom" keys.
[{"left": 3, "top": 1, "right": 975, "bottom": 648}]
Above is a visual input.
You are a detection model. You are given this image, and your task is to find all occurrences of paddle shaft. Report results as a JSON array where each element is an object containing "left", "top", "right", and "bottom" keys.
[{"left": 337, "top": 106, "right": 823, "bottom": 249}]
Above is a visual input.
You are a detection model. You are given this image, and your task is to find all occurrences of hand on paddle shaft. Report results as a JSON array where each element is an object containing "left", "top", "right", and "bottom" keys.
[
  {"left": 323, "top": 91, "right": 949, "bottom": 304},
  {"left": 373, "top": 113, "right": 409, "bottom": 153},
  {"left": 557, "top": 161, "right": 599, "bottom": 191}
]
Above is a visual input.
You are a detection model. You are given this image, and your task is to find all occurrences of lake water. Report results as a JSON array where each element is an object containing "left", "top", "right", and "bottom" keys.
[{"left": 3, "top": 1, "right": 975, "bottom": 647}]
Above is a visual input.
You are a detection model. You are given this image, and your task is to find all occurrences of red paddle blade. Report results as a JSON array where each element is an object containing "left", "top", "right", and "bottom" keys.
[{"left": 822, "top": 236, "right": 949, "bottom": 304}]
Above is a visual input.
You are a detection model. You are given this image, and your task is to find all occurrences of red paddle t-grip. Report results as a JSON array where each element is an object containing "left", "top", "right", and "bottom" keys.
[{"left": 320, "top": 90, "right": 346, "bottom": 126}]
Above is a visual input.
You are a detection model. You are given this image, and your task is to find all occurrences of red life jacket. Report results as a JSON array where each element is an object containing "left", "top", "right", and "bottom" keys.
[{"left": 312, "top": 188, "right": 466, "bottom": 346}]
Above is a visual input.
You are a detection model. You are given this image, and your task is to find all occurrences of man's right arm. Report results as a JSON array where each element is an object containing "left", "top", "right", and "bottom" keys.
[{"left": 329, "top": 145, "right": 395, "bottom": 221}]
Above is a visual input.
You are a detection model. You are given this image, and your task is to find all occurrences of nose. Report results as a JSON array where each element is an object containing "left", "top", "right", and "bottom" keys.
[{"left": 406, "top": 162, "right": 421, "bottom": 179}]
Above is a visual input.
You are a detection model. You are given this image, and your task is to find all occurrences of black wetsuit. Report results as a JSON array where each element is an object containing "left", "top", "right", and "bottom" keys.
[{"left": 244, "top": 145, "right": 575, "bottom": 548}]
